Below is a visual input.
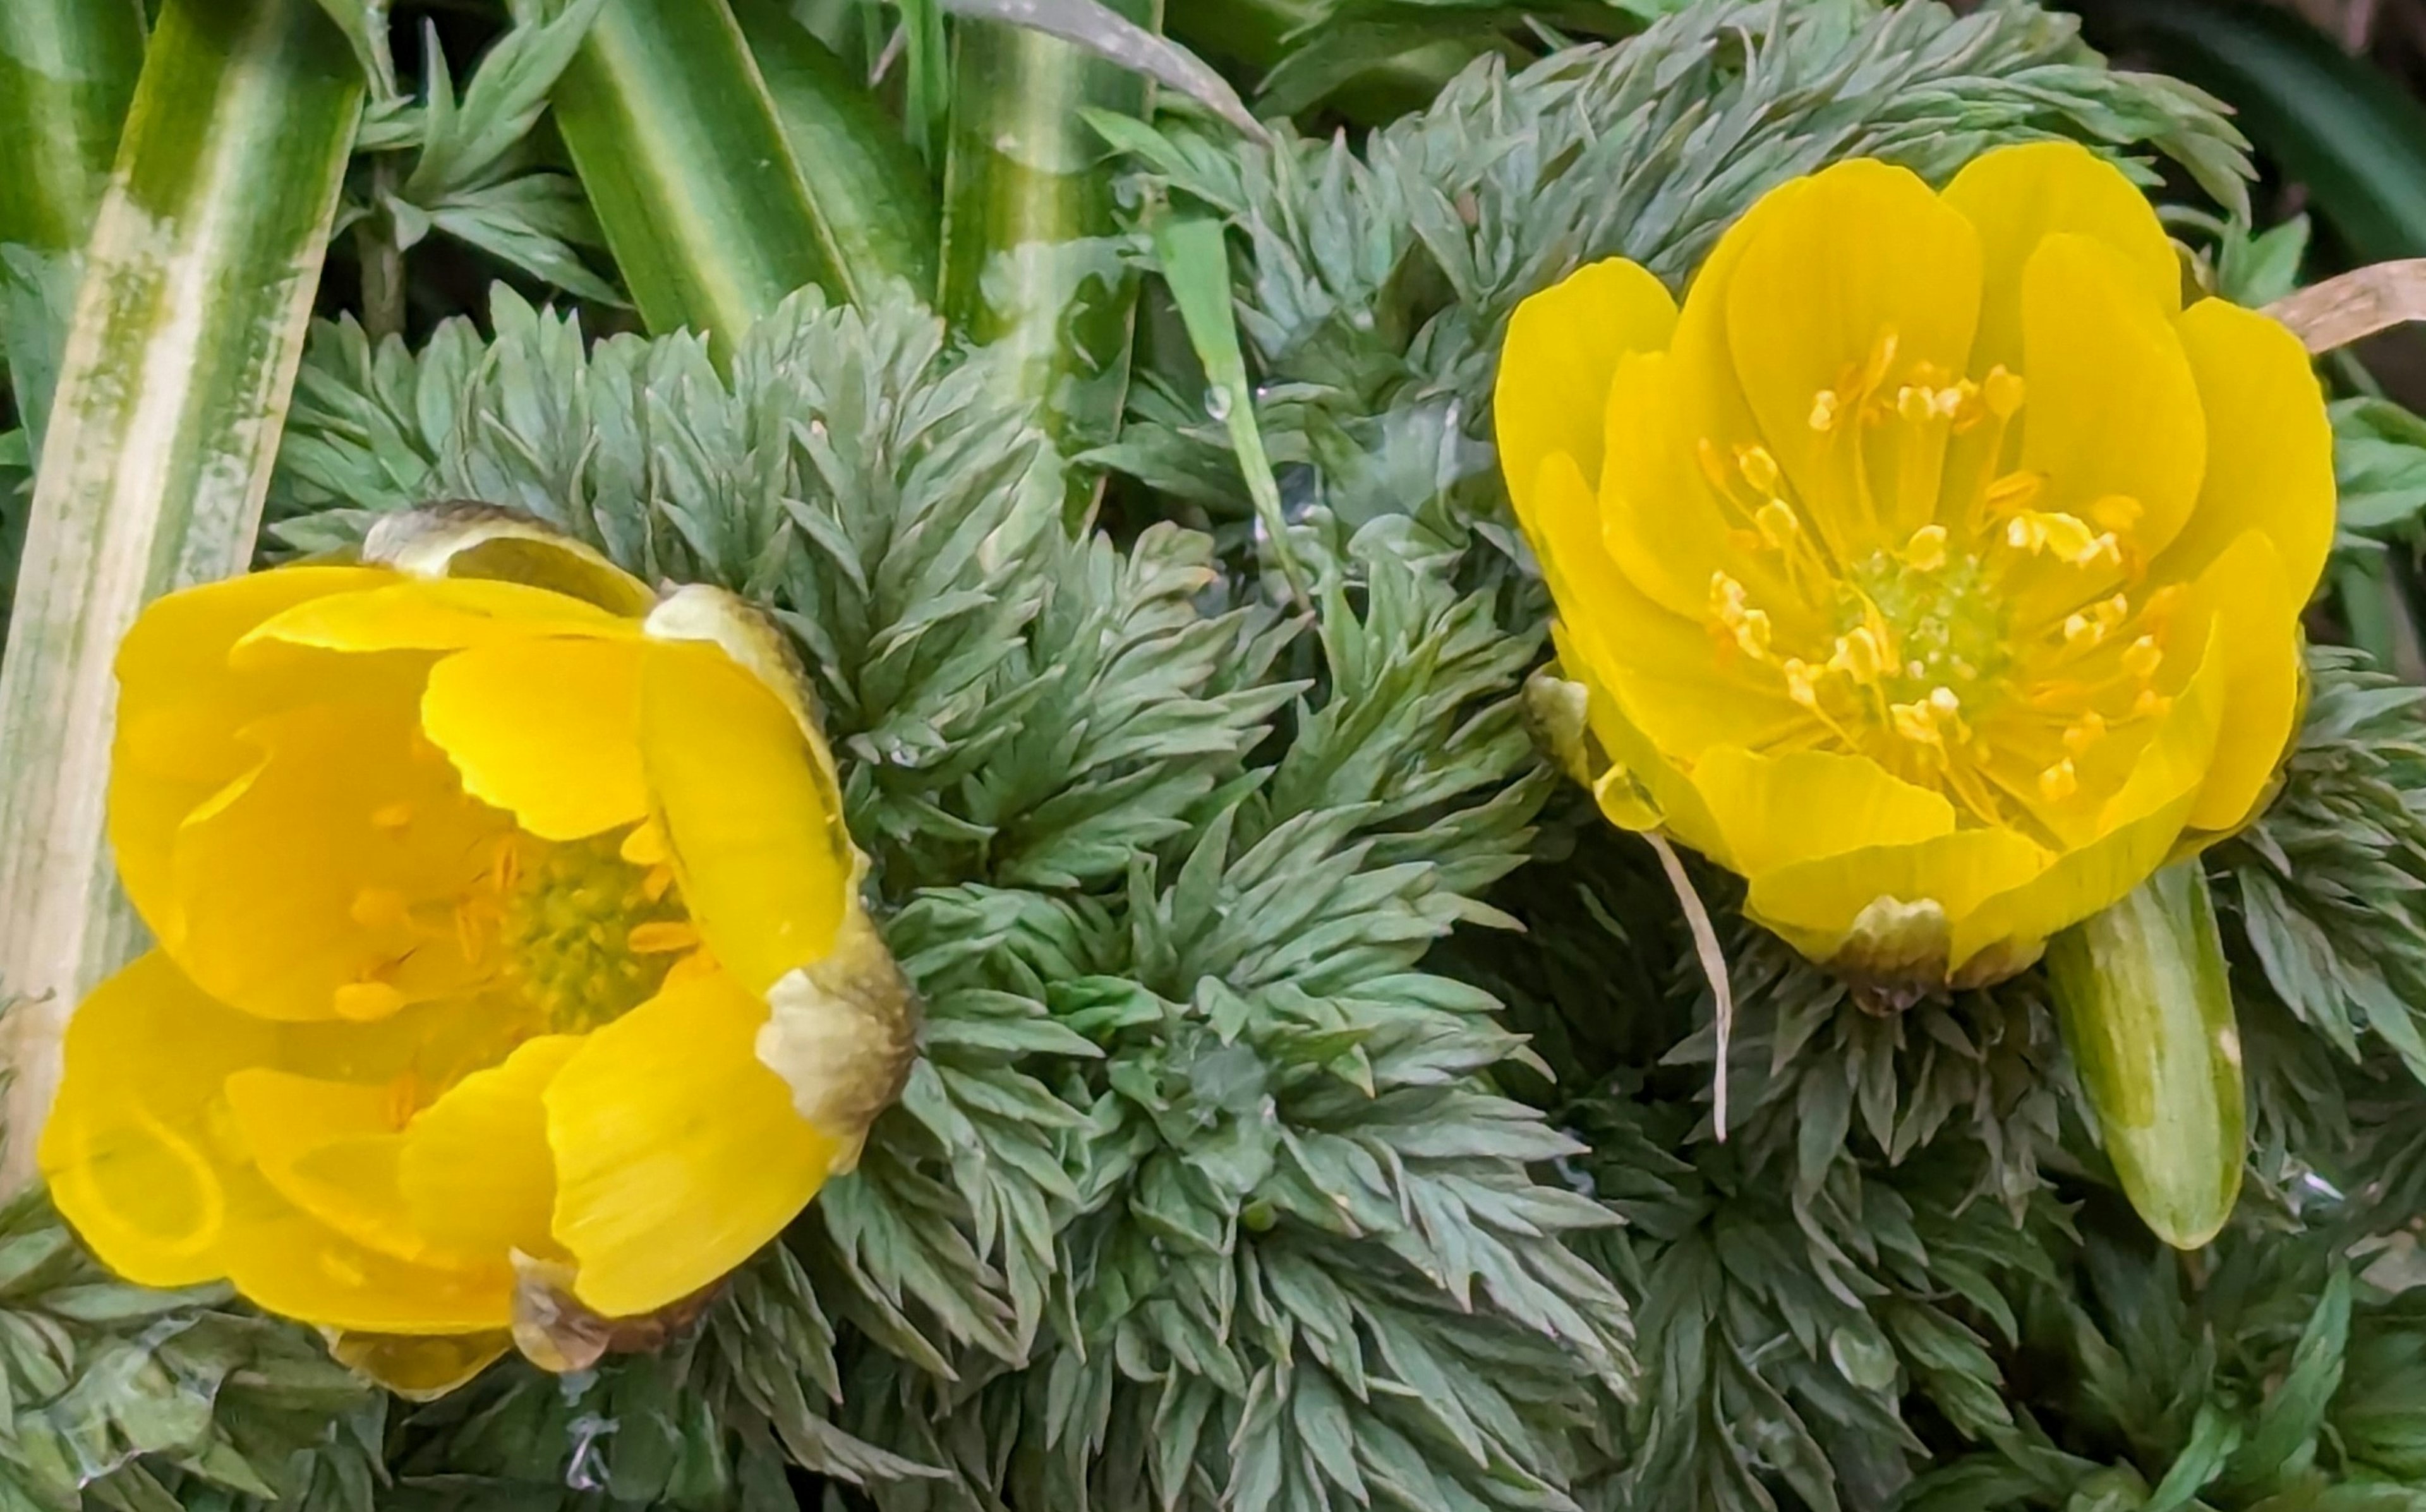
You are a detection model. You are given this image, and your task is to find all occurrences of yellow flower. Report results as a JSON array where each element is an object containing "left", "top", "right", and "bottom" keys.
[
  {"left": 38, "top": 508, "right": 913, "bottom": 1391},
  {"left": 1495, "top": 143, "right": 2334, "bottom": 998}
]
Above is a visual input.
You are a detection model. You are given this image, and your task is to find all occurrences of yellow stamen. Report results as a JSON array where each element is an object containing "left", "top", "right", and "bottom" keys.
[
  {"left": 1810, "top": 390, "right": 1841, "bottom": 431},
  {"left": 2038, "top": 759, "right": 2079, "bottom": 803},
  {"left": 1754, "top": 498, "right": 1800, "bottom": 551},
  {"left": 2122, "top": 635, "right": 2163, "bottom": 680},
  {"left": 625, "top": 920, "right": 701, "bottom": 954},
  {"left": 1983, "top": 365, "right": 2024, "bottom": 419},
  {"left": 2064, "top": 712, "right": 2107, "bottom": 755},
  {"left": 1737, "top": 444, "right": 1781, "bottom": 495},
  {"left": 1734, "top": 608, "right": 1773, "bottom": 659},
  {"left": 334, "top": 980, "right": 406, "bottom": 1023},
  {"left": 620, "top": 820, "right": 668, "bottom": 868},
  {"left": 1982, "top": 471, "right": 2044, "bottom": 514},
  {"left": 2006, "top": 511, "right": 2103, "bottom": 563},
  {"left": 1782, "top": 659, "right": 1821, "bottom": 709},
  {"left": 2089, "top": 494, "right": 2143, "bottom": 534},
  {"left": 1904, "top": 524, "right": 1948, "bottom": 572},
  {"left": 1830, "top": 627, "right": 1886, "bottom": 685}
]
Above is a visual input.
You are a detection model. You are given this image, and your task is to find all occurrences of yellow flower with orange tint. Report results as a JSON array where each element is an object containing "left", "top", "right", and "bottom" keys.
[
  {"left": 38, "top": 508, "right": 913, "bottom": 1393},
  {"left": 1497, "top": 143, "right": 2333, "bottom": 1000}
]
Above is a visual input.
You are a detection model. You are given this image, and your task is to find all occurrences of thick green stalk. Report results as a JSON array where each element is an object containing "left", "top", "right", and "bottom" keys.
[
  {"left": 0, "top": 0, "right": 359, "bottom": 1183},
  {"left": 732, "top": 0, "right": 939, "bottom": 303},
  {"left": 2046, "top": 861, "right": 2247, "bottom": 1250},
  {"left": 938, "top": 1, "right": 1162, "bottom": 497},
  {"left": 0, "top": 0, "right": 145, "bottom": 452},
  {"left": 553, "top": 0, "right": 843, "bottom": 352}
]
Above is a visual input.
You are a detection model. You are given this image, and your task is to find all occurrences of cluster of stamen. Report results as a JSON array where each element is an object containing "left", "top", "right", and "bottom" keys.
[
  {"left": 1695, "top": 327, "right": 2181, "bottom": 832},
  {"left": 340, "top": 813, "right": 697, "bottom": 1032}
]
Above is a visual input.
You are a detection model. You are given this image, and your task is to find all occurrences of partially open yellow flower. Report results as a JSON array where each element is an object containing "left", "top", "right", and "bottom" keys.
[
  {"left": 39, "top": 508, "right": 912, "bottom": 1390},
  {"left": 1497, "top": 143, "right": 2334, "bottom": 998}
]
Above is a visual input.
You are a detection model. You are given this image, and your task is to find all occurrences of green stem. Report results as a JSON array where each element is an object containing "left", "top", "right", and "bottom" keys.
[
  {"left": 553, "top": 0, "right": 843, "bottom": 354},
  {"left": 938, "top": 1, "right": 1161, "bottom": 515},
  {"left": 732, "top": 0, "right": 939, "bottom": 303},
  {"left": 0, "top": 0, "right": 360, "bottom": 1184},
  {"left": 0, "top": 0, "right": 146, "bottom": 453},
  {"left": 357, "top": 153, "right": 406, "bottom": 341}
]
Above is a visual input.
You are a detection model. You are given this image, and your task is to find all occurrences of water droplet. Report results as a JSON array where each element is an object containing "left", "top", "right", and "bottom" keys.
[{"left": 1204, "top": 386, "right": 1233, "bottom": 422}]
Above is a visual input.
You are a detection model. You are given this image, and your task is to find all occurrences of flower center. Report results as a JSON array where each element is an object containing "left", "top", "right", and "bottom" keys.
[
  {"left": 1692, "top": 326, "right": 2182, "bottom": 831},
  {"left": 480, "top": 826, "right": 696, "bottom": 1033}
]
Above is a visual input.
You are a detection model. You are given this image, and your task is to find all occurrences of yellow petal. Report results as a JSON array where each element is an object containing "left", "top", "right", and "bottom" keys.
[
  {"left": 223, "top": 1068, "right": 423, "bottom": 1261},
  {"left": 1944, "top": 141, "right": 2180, "bottom": 380},
  {"left": 2153, "top": 296, "right": 2335, "bottom": 601},
  {"left": 237, "top": 577, "right": 634, "bottom": 663},
  {"left": 1533, "top": 450, "right": 1806, "bottom": 764},
  {"left": 169, "top": 699, "right": 506, "bottom": 1021},
  {"left": 39, "top": 953, "right": 274, "bottom": 1287},
  {"left": 109, "top": 567, "right": 396, "bottom": 945},
  {"left": 1722, "top": 159, "right": 1982, "bottom": 548},
  {"left": 2017, "top": 234, "right": 2205, "bottom": 565},
  {"left": 1949, "top": 616, "right": 2231, "bottom": 971},
  {"left": 1691, "top": 747, "right": 1956, "bottom": 878},
  {"left": 546, "top": 969, "right": 843, "bottom": 1317},
  {"left": 639, "top": 637, "right": 851, "bottom": 997},
  {"left": 421, "top": 637, "right": 649, "bottom": 841},
  {"left": 1495, "top": 257, "right": 1678, "bottom": 515},
  {"left": 1746, "top": 826, "right": 2052, "bottom": 957},
  {"left": 2182, "top": 532, "right": 2304, "bottom": 836},
  {"left": 401, "top": 1035, "right": 582, "bottom": 1264},
  {"left": 212, "top": 1161, "right": 512, "bottom": 1334},
  {"left": 1596, "top": 348, "right": 1800, "bottom": 624}
]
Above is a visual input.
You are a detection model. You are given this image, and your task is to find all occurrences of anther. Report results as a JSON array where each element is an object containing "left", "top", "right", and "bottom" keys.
[
  {"left": 1983, "top": 471, "right": 2044, "bottom": 514},
  {"left": 1737, "top": 445, "right": 1781, "bottom": 495},
  {"left": 1830, "top": 627, "right": 1886, "bottom": 685},
  {"left": 1983, "top": 366, "right": 2024, "bottom": 419},
  {"left": 626, "top": 921, "right": 701, "bottom": 954},
  {"left": 2122, "top": 635, "right": 2164, "bottom": 680},
  {"left": 1810, "top": 390, "right": 1841, "bottom": 431},
  {"left": 2038, "top": 760, "right": 2079, "bottom": 803},
  {"left": 1696, "top": 438, "right": 1735, "bottom": 493},
  {"left": 1904, "top": 524, "right": 1948, "bottom": 572},
  {"left": 1782, "top": 659, "right": 1821, "bottom": 709},
  {"left": 1754, "top": 499, "right": 1800, "bottom": 551},
  {"left": 2089, "top": 495, "right": 2143, "bottom": 534},
  {"left": 2064, "top": 712, "right": 2106, "bottom": 755},
  {"left": 334, "top": 980, "right": 405, "bottom": 1023}
]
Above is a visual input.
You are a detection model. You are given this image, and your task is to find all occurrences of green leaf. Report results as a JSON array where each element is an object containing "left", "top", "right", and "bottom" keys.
[
  {"left": 733, "top": 0, "right": 941, "bottom": 302},
  {"left": 938, "top": 1, "right": 1158, "bottom": 507},
  {"left": 1147, "top": 214, "right": 1306, "bottom": 600},
  {"left": 0, "top": 0, "right": 145, "bottom": 453},
  {"left": 553, "top": 0, "right": 844, "bottom": 354},
  {"left": 937, "top": 0, "right": 1261, "bottom": 136},
  {"left": 2332, "top": 395, "right": 2426, "bottom": 537},
  {"left": 401, "top": 0, "right": 604, "bottom": 202}
]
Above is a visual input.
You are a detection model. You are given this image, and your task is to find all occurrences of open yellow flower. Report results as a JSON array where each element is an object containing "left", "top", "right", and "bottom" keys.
[
  {"left": 39, "top": 508, "right": 913, "bottom": 1391},
  {"left": 1497, "top": 143, "right": 2334, "bottom": 999}
]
